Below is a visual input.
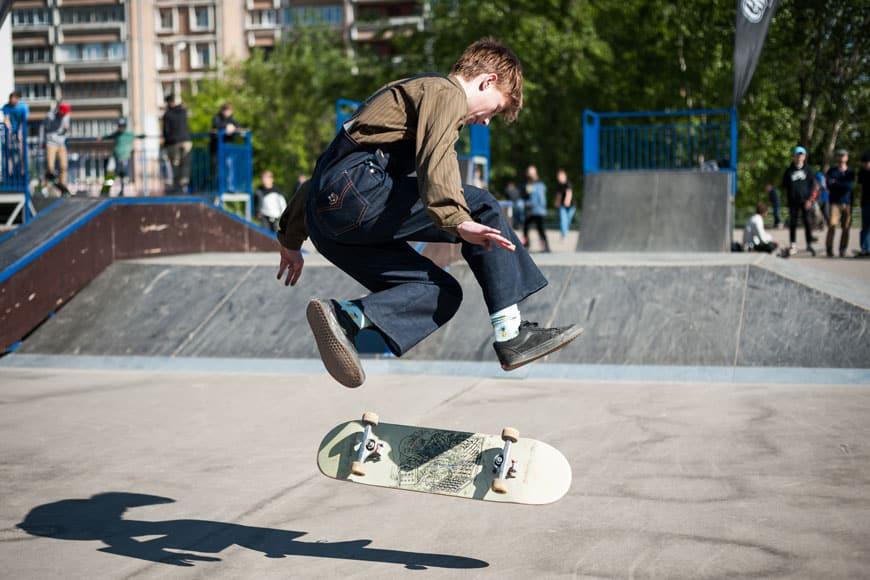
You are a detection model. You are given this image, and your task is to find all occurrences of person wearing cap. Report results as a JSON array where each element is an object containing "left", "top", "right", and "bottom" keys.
[
  {"left": 825, "top": 149, "right": 855, "bottom": 257},
  {"left": 780, "top": 145, "right": 817, "bottom": 256},
  {"left": 42, "top": 102, "right": 72, "bottom": 195},
  {"left": 857, "top": 152, "right": 870, "bottom": 257},
  {"left": 100, "top": 118, "right": 143, "bottom": 196}
]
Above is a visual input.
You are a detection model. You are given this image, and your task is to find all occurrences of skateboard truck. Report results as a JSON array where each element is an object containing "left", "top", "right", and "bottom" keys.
[
  {"left": 491, "top": 427, "right": 520, "bottom": 494},
  {"left": 351, "top": 411, "right": 383, "bottom": 476}
]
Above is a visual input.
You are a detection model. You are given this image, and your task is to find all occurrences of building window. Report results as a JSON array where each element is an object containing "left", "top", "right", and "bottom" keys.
[
  {"left": 156, "top": 44, "right": 176, "bottom": 71},
  {"left": 13, "top": 47, "right": 51, "bottom": 64},
  {"left": 190, "top": 43, "right": 214, "bottom": 69},
  {"left": 12, "top": 8, "right": 51, "bottom": 26},
  {"left": 62, "top": 82, "right": 127, "bottom": 100},
  {"left": 14, "top": 83, "right": 53, "bottom": 100},
  {"left": 284, "top": 5, "right": 343, "bottom": 28},
  {"left": 190, "top": 6, "right": 214, "bottom": 32},
  {"left": 248, "top": 9, "right": 278, "bottom": 28},
  {"left": 55, "top": 43, "right": 125, "bottom": 63},
  {"left": 156, "top": 8, "right": 176, "bottom": 32},
  {"left": 59, "top": 5, "right": 125, "bottom": 24}
]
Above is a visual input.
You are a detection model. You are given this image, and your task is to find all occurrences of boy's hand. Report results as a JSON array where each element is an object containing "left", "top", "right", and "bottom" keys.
[
  {"left": 277, "top": 246, "right": 304, "bottom": 286},
  {"left": 456, "top": 221, "right": 515, "bottom": 252}
]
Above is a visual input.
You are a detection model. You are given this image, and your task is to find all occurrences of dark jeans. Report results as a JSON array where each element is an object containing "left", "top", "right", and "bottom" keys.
[
  {"left": 305, "top": 130, "right": 548, "bottom": 356},
  {"left": 523, "top": 215, "right": 549, "bottom": 249},
  {"left": 788, "top": 203, "right": 813, "bottom": 247},
  {"left": 861, "top": 206, "right": 870, "bottom": 253}
]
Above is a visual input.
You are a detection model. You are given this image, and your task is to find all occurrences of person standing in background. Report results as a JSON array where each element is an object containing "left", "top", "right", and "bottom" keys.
[
  {"left": 2, "top": 92, "right": 29, "bottom": 177},
  {"left": 765, "top": 183, "right": 782, "bottom": 229},
  {"left": 780, "top": 145, "right": 817, "bottom": 257},
  {"left": 554, "top": 168, "right": 575, "bottom": 239},
  {"left": 857, "top": 152, "right": 870, "bottom": 258},
  {"left": 162, "top": 94, "right": 192, "bottom": 194},
  {"left": 523, "top": 165, "right": 550, "bottom": 252},
  {"left": 100, "top": 117, "right": 142, "bottom": 196},
  {"left": 825, "top": 150, "right": 855, "bottom": 258},
  {"left": 815, "top": 169, "right": 829, "bottom": 230},
  {"left": 43, "top": 102, "right": 71, "bottom": 196}
]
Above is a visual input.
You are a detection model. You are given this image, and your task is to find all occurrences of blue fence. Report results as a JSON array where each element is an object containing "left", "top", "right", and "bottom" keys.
[
  {"left": 1, "top": 121, "right": 32, "bottom": 223},
  {"left": 583, "top": 108, "right": 738, "bottom": 192},
  {"left": 1, "top": 124, "right": 253, "bottom": 221}
]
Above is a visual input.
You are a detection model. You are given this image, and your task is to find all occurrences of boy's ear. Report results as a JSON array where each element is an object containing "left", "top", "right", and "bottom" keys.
[{"left": 479, "top": 73, "right": 498, "bottom": 91}]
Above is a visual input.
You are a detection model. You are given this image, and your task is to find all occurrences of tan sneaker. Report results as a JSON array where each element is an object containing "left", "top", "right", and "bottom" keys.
[{"left": 306, "top": 299, "right": 365, "bottom": 388}]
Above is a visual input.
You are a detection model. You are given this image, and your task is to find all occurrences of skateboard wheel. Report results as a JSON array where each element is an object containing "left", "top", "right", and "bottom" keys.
[
  {"left": 501, "top": 427, "right": 519, "bottom": 443},
  {"left": 361, "top": 411, "right": 379, "bottom": 426},
  {"left": 351, "top": 460, "right": 366, "bottom": 476},
  {"left": 491, "top": 478, "right": 509, "bottom": 494}
]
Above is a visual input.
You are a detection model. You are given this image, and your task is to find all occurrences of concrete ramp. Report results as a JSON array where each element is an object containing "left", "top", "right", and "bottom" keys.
[
  {"left": 578, "top": 171, "right": 732, "bottom": 252},
  {"left": 16, "top": 254, "right": 870, "bottom": 369}
]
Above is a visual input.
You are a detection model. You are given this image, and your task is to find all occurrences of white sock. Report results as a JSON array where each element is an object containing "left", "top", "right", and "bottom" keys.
[
  {"left": 491, "top": 304, "right": 521, "bottom": 342},
  {"left": 338, "top": 300, "right": 372, "bottom": 329}
]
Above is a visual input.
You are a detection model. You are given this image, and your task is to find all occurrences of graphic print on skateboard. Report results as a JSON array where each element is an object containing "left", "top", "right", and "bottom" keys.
[{"left": 317, "top": 412, "right": 571, "bottom": 504}]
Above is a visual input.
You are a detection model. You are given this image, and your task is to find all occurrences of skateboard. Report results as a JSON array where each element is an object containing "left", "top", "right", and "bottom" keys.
[{"left": 317, "top": 412, "right": 572, "bottom": 504}]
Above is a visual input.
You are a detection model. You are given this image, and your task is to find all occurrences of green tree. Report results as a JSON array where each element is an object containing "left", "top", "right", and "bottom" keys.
[{"left": 183, "top": 30, "right": 382, "bottom": 192}]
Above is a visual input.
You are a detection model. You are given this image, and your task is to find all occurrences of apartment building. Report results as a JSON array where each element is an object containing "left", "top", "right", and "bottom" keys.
[
  {"left": 10, "top": 0, "right": 129, "bottom": 139},
  {"left": 9, "top": 0, "right": 424, "bottom": 150}
]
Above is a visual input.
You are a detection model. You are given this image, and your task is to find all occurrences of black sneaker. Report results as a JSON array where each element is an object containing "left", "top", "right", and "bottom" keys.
[
  {"left": 807, "top": 246, "right": 816, "bottom": 257},
  {"left": 306, "top": 299, "right": 365, "bottom": 388},
  {"left": 493, "top": 321, "right": 584, "bottom": 371}
]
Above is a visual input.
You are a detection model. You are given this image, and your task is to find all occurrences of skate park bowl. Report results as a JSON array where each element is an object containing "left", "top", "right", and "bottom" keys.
[
  {"left": 576, "top": 171, "right": 733, "bottom": 252},
  {"left": 3, "top": 250, "right": 868, "bottom": 375},
  {"left": 0, "top": 197, "right": 277, "bottom": 353}
]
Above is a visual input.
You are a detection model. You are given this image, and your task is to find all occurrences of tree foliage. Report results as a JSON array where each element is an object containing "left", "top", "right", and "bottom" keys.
[{"left": 184, "top": 1, "right": 868, "bottom": 210}]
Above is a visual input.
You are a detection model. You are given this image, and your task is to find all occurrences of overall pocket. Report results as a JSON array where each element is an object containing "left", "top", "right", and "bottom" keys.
[{"left": 314, "top": 152, "right": 389, "bottom": 238}]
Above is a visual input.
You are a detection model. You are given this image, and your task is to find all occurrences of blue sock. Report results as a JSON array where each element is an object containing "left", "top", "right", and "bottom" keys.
[{"left": 338, "top": 300, "right": 371, "bottom": 329}]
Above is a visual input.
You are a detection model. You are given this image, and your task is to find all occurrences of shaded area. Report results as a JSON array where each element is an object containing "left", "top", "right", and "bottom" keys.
[
  {"left": 16, "top": 492, "right": 488, "bottom": 570},
  {"left": 578, "top": 171, "right": 732, "bottom": 252}
]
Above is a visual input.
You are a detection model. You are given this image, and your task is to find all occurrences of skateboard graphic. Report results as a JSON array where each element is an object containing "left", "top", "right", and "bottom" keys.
[{"left": 317, "top": 412, "right": 572, "bottom": 504}]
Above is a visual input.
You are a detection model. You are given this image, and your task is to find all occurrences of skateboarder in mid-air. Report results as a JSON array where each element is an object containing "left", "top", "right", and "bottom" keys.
[{"left": 276, "top": 38, "right": 582, "bottom": 387}]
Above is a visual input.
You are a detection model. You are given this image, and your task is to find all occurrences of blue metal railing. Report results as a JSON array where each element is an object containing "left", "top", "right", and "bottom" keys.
[
  {"left": 1, "top": 121, "right": 32, "bottom": 223},
  {"left": 583, "top": 108, "right": 738, "bottom": 192}
]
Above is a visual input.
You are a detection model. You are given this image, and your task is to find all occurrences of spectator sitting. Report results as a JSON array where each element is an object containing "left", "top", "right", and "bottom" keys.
[
  {"left": 256, "top": 170, "right": 286, "bottom": 232},
  {"left": 743, "top": 202, "right": 779, "bottom": 254}
]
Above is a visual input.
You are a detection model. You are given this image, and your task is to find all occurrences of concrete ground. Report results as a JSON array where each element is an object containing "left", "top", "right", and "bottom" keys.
[{"left": 1, "top": 367, "right": 869, "bottom": 579}]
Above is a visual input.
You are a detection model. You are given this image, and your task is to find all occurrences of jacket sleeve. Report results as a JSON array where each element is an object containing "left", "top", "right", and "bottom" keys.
[
  {"left": 277, "top": 180, "right": 310, "bottom": 251},
  {"left": 414, "top": 84, "right": 472, "bottom": 233}
]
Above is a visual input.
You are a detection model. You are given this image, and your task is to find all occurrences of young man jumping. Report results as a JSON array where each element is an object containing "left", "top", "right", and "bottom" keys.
[{"left": 276, "top": 38, "right": 582, "bottom": 387}]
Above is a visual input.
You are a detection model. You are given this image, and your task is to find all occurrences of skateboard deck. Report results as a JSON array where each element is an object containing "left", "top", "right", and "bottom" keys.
[{"left": 317, "top": 412, "right": 572, "bottom": 504}]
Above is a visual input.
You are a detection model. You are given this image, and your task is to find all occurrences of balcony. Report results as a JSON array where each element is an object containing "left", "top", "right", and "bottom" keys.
[{"left": 349, "top": 15, "right": 423, "bottom": 41}]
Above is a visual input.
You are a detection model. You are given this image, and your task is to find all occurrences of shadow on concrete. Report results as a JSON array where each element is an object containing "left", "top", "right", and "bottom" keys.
[{"left": 16, "top": 492, "right": 488, "bottom": 570}]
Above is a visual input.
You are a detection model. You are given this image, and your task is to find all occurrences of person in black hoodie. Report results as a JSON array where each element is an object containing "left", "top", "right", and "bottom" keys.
[
  {"left": 161, "top": 94, "right": 192, "bottom": 194},
  {"left": 780, "top": 145, "right": 817, "bottom": 256}
]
